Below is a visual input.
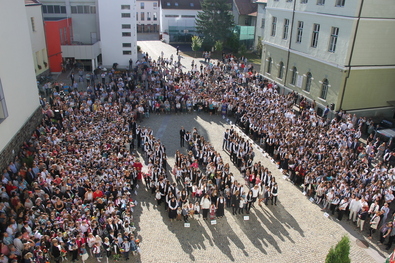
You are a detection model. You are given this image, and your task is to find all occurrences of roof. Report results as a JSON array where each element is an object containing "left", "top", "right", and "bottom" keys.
[
  {"left": 248, "top": 11, "right": 257, "bottom": 17},
  {"left": 234, "top": 0, "right": 257, "bottom": 16},
  {"left": 255, "top": 0, "right": 268, "bottom": 3},
  {"left": 25, "top": 0, "right": 41, "bottom": 6},
  {"left": 160, "top": 0, "right": 202, "bottom": 10}
]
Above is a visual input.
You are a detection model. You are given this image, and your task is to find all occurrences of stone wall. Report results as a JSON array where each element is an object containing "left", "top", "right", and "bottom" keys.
[{"left": 0, "top": 106, "right": 42, "bottom": 170}]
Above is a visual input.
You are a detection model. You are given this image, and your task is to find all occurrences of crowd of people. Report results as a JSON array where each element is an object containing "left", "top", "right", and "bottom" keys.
[{"left": 2, "top": 46, "right": 395, "bottom": 263}]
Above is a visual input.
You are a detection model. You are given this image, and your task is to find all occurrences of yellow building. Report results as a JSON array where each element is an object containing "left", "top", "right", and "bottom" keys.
[{"left": 261, "top": 0, "right": 395, "bottom": 117}]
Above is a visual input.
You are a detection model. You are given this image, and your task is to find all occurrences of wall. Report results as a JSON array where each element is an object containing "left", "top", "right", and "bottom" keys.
[
  {"left": 342, "top": 67, "right": 395, "bottom": 110},
  {"left": 98, "top": 0, "right": 138, "bottom": 68},
  {"left": 25, "top": 4, "right": 49, "bottom": 75},
  {"left": 351, "top": 19, "right": 395, "bottom": 66},
  {"left": 44, "top": 18, "right": 72, "bottom": 72},
  {"left": 0, "top": 0, "right": 41, "bottom": 155}
]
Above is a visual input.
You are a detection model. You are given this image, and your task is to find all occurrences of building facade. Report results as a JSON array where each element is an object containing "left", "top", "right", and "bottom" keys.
[
  {"left": 98, "top": 0, "right": 138, "bottom": 68},
  {"left": 0, "top": 0, "right": 41, "bottom": 168},
  {"left": 261, "top": 0, "right": 395, "bottom": 117},
  {"left": 254, "top": 0, "right": 267, "bottom": 50},
  {"left": 136, "top": 0, "right": 160, "bottom": 33},
  {"left": 159, "top": 0, "right": 201, "bottom": 43},
  {"left": 25, "top": 0, "right": 50, "bottom": 76}
]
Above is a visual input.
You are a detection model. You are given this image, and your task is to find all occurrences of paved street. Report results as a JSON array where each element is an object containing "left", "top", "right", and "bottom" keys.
[
  {"left": 51, "top": 41, "right": 389, "bottom": 262},
  {"left": 131, "top": 111, "right": 385, "bottom": 263}
]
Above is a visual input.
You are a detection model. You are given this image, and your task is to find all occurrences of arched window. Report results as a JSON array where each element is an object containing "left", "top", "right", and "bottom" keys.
[
  {"left": 305, "top": 72, "right": 312, "bottom": 92},
  {"left": 320, "top": 78, "right": 329, "bottom": 99},
  {"left": 278, "top": 62, "right": 284, "bottom": 79},
  {"left": 290, "top": 67, "right": 297, "bottom": 85},
  {"left": 266, "top": 57, "right": 272, "bottom": 74}
]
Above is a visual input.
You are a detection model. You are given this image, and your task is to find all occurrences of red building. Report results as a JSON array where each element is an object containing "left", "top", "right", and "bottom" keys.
[{"left": 44, "top": 17, "right": 72, "bottom": 72}]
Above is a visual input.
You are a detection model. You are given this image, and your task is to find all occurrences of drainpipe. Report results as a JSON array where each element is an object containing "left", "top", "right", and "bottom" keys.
[
  {"left": 282, "top": 0, "right": 297, "bottom": 88},
  {"left": 338, "top": 0, "right": 364, "bottom": 111}
]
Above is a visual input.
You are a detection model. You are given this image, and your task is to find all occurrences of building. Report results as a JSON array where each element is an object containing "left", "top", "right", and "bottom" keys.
[
  {"left": 159, "top": 0, "right": 201, "bottom": 43},
  {"left": 254, "top": 0, "right": 267, "bottom": 50},
  {"left": 233, "top": 0, "right": 257, "bottom": 27},
  {"left": 0, "top": 0, "right": 41, "bottom": 168},
  {"left": 98, "top": 0, "right": 138, "bottom": 68},
  {"left": 25, "top": 0, "right": 50, "bottom": 76},
  {"left": 41, "top": 0, "right": 101, "bottom": 71},
  {"left": 261, "top": 0, "right": 395, "bottom": 117},
  {"left": 136, "top": 0, "right": 160, "bottom": 34}
]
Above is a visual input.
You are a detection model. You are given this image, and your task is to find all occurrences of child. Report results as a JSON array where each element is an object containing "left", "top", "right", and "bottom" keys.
[
  {"left": 188, "top": 202, "right": 195, "bottom": 219},
  {"left": 209, "top": 204, "right": 216, "bottom": 220},
  {"left": 194, "top": 202, "right": 201, "bottom": 218},
  {"left": 80, "top": 244, "right": 89, "bottom": 263},
  {"left": 176, "top": 207, "right": 182, "bottom": 221},
  {"left": 182, "top": 205, "right": 189, "bottom": 222},
  {"left": 239, "top": 197, "right": 245, "bottom": 214}
]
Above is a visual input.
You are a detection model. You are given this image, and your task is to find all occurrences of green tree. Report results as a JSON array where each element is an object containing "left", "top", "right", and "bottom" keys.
[
  {"left": 214, "top": 40, "right": 223, "bottom": 53},
  {"left": 195, "top": 0, "right": 234, "bottom": 47},
  {"left": 191, "top": 35, "right": 203, "bottom": 57},
  {"left": 256, "top": 36, "right": 263, "bottom": 58},
  {"left": 325, "top": 236, "right": 351, "bottom": 263}
]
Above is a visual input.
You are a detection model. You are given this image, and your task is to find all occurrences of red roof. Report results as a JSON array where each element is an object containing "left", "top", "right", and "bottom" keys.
[
  {"left": 234, "top": 0, "right": 257, "bottom": 16},
  {"left": 25, "top": 0, "right": 41, "bottom": 6}
]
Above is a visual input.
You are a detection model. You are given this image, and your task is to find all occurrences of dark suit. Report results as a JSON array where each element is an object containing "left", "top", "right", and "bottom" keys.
[{"left": 180, "top": 129, "right": 186, "bottom": 147}]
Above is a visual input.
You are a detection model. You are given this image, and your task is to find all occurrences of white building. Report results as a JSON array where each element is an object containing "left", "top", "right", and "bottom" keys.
[
  {"left": 98, "top": 0, "right": 138, "bottom": 68},
  {"left": 254, "top": 0, "right": 267, "bottom": 50},
  {"left": 0, "top": 0, "right": 41, "bottom": 167},
  {"left": 261, "top": 0, "right": 395, "bottom": 117},
  {"left": 136, "top": 0, "right": 160, "bottom": 33},
  {"left": 159, "top": 0, "right": 201, "bottom": 43},
  {"left": 25, "top": 0, "right": 50, "bottom": 76}
]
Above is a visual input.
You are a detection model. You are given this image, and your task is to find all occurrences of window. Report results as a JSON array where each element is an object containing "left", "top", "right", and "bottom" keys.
[
  {"left": 271, "top": 17, "right": 277, "bottom": 37},
  {"left": 296, "top": 21, "right": 304, "bottom": 43},
  {"left": 286, "top": 0, "right": 293, "bottom": 2},
  {"left": 71, "top": 5, "right": 96, "bottom": 14},
  {"left": 123, "top": 51, "right": 132, "bottom": 55},
  {"left": 328, "top": 27, "right": 339, "bottom": 52},
  {"left": 320, "top": 79, "right": 329, "bottom": 99},
  {"left": 278, "top": 62, "right": 284, "bottom": 79},
  {"left": 0, "top": 80, "right": 8, "bottom": 121},
  {"left": 122, "top": 13, "right": 131, "bottom": 18},
  {"left": 42, "top": 5, "right": 66, "bottom": 14},
  {"left": 141, "top": 3, "right": 144, "bottom": 9},
  {"left": 261, "top": 18, "right": 265, "bottom": 28},
  {"left": 301, "top": 0, "right": 308, "bottom": 3},
  {"left": 153, "top": 12, "right": 157, "bottom": 21},
  {"left": 153, "top": 3, "right": 158, "bottom": 8},
  {"left": 305, "top": 72, "right": 312, "bottom": 92},
  {"left": 121, "top": 5, "right": 130, "bottom": 10},
  {"left": 122, "top": 32, "right": 131, "bottom": 37},
  {"left": 167, "top": 2, "right": 171, "bottom": 6},
  {"left": 147, "top": 12, "right": 151, "bottom": 20},
  {"left": 311, "top": 23, "right": 320, "bottom": 48},
  {"left": 317, "top": 0, "right": 325, "bottom": 5},
  {"left": 123, "top": 43, "right": 132, "bottom": 48},
  {"left": 335, "top": 0, "right": 345, "bottom": 7},
  {"left": 290, "top": 67, "right": 297, "bottom": 85},
  {"left": 190, "top": 3, "right": 194, "bottom": 7},
  {"left": 140, "top": 12, "right": 145, "bottom": 20},
  {"left": 181, "top": 15, "right": 195, "bottom": 18},
  {"left": 175, "top": 2, "right": 179, "bottom": 6},
  {"left": 266, "top": 57, "right": 272, "bottom": 74},
  {"left": 122, "top": 24, "right": 131, "bottom": 29},
  {"left": 31, "top": 17, "right": 35, "bottom": 32},
  {"left": 165, "top": 15, "right": 179, "bottom": 18},
  {"left": 283, "top": 19, "right": 289, "bottom": 40}
]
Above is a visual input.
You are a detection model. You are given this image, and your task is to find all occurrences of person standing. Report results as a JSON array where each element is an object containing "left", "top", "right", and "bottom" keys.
[
  {"left": 168, "top": 196, "right": 178, "bottom": 222},
  {"left": 180, "top": 127, "right": 186, "bottom": 147},
  {"left": 231, "top": 190, "right": 240, "bottom": 215},
  {"left": 200, "top": 194, "right": 211, "bottom": 220},
  {"left": 271, "top": 183, "right": 278, "bottom": 206},
  {"left": 216, "top": 195, "right": 225, "bottom": 218}
]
